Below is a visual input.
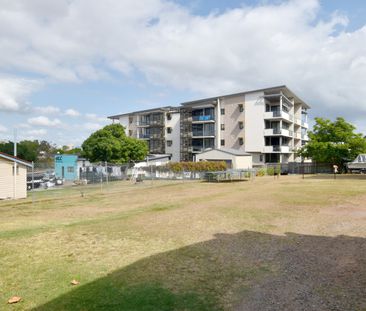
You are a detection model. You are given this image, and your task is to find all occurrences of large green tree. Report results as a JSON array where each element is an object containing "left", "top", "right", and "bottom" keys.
[
  {"left": 0, "top": 140, "right": 39, "bottom": 162},
  {"left": 298, "top": 117, "right": 366, "bottom": 168},
  {"left": 81, "top": 124, "right": 148, "bottom": 163}
]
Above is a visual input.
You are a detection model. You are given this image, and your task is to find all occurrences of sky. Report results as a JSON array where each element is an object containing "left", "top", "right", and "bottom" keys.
[{"left": 0, "top": 0, "right": 366, "bottom": 147}]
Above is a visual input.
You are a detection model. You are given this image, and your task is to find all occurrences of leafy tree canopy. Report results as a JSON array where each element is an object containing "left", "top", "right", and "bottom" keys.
[
  {"left": 0, "top": 140, "right": 45, "bottom": 162},
  {"left": 81, "top": 124, "right": 148, "bottom": 163},
  {"left": 298, "top": 117, "right": 366, "bottom": 167}
]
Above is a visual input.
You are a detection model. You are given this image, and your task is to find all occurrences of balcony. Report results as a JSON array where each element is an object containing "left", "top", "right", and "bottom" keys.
[
  {"left": 192, "top": 115, "right": 215, "bottom": 122},
  {"left": 302, "top": 134, "right": 309, "bottom": 141},
  {"left": 136, "top": 120, "right": 164, "bottom": 127},
  {"left": 294, "top": 118, "right": 302, "bottom": 126},
  {"left": 139, "top": 134, "right": 151, "bottom": 139},
  {"left": 192, "top": 130, "right": 215, "bottom": 137},
  {"left": 301, "top": 121, "right": 309, "bottom": 128},
  {"left": 264, "top": 128, "right": 292, "bottom": 137},
  {"left": 264, "top": 110, "right": 292, "bottom": 122},
  {"left": 294, "top": 132, "right": 302, "bottom": 139},
  {"left": 263, "top": 145, "right": 291, "bottom": 153}
]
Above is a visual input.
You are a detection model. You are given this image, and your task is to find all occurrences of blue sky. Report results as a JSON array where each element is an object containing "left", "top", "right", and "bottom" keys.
[{"left": 0, "top": 0, "right": 366, "bottom": 146}]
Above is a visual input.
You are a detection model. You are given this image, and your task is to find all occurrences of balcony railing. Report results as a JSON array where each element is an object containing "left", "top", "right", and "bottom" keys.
[
  {"left": 263, "top": 145, "right": 291, "bottom": 153},
  {"left": 139, "top": 133, "right": 163, "bottom": 139},
  {"left": 301, "top": 121, "right": 309, "bottom": 128},
  {"left": 192, "top": 130, "right": 215, "bottom": 137},
  {"left": 264, "top": 128, "right": 292, "bottom": 137},
  {"left": 192, "top": 115, "right": 215, "bottom": 122},
  {"left": 264, "top": 110, "right": 291, "bottom": 121},
  {"left": 137, "top": 120, "right": 164, "bottom": 126}
]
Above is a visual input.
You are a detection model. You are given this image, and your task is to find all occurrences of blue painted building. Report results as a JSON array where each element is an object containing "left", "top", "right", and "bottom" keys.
[{"left": 54, "top": 154, "right": 78, "bottom": 181}]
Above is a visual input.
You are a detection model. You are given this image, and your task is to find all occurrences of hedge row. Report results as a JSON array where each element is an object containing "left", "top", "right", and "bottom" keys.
[
  {"left": 256, "top": 166, "right": 281, "bottom": 176},
  {"left": 167, "top": 161, "right": 227, "bottom": 172}
]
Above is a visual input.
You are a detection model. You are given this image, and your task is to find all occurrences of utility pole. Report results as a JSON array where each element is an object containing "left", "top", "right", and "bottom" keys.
[{"left": 13, "top": 129, "right": 17, "bottom": 199}]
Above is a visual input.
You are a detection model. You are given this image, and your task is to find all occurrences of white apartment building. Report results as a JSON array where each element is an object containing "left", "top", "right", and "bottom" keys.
[
  {"left": 108, "top": 85, "right": 310, "bottom": 165},
  {"left": 108, "top": 106, "right": 181, "bottom": 162}
]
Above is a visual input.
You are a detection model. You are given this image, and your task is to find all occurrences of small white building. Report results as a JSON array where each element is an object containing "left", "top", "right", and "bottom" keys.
[
  {"left": 194, "top": 148, "right": 252, "bottom": 169},
  {"left": 0, "top": 152, "right": 32, "bottom": 200}
]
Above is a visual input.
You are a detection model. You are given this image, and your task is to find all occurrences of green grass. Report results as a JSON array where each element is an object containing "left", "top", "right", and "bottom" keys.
[{"left": 1, "top": 176, "right": 366, "bottom": 310}]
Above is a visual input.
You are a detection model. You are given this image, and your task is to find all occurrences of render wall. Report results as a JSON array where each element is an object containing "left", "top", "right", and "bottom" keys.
[
  {"left": 165, "top": 112, "right": 180, "bottom": 162},
  {"left": 244, "top": 91, "right": 265, "bottom": 152},
  {"left": 220, "top": 95, "right": 246, "bottom": 151}
]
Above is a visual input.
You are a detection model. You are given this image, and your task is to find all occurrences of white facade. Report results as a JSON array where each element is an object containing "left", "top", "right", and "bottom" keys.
[
  {"left": 165, "top": 111, "right": 180, "bottom": 162},
  {"left": 108, "top": 86, "right": 310, "bottom": 165}
]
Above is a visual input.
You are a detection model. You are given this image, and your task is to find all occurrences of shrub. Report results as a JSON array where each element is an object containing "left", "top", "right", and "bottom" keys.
[
  {"left": 167, "top": 161, "right": 227, "bottom": 172},
  {"left": 256, "top": 168, "right": 266, "bottom": 177}
]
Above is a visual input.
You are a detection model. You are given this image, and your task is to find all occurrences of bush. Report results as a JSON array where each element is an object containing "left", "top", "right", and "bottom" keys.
[
  {"left": 167, "top": 161, "right": 227, "bottom": 172},
  {"left": 266, "top": 167, "right": 275, "bottom": 176},
  {"left": 256, "top": 168, "right": 266, "bottom": 177}
]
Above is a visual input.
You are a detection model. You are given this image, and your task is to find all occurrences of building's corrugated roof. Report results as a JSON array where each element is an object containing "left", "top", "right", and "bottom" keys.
[
  {"left": 108, "top": 106, "right": 179, "bottom": 120},
  {"left": 181, "top": 85, "right": 311, "bottom": 109},
  {"left": 108, "top": 85, "right": 310, "bottom": 119},
  {"left": 0, "top": 152, "right": 33, "bottom": 167}
]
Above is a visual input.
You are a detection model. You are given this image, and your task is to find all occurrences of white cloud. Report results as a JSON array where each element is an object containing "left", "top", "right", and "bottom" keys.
[
  {"left": 26, "top": 128, "right": 47, "bottom": 136},
  {"left": 85, "top": 113, "right": 107, "bottom": 123},
  {"left": 28, "top": 116, "right": 62, "bottom": 127},
  {"left": 0, "top": 124, "right": 7, "bottom": 133},
  {"left": 0, "top": 0, "right": 366, "bottom": 131},
  {"left": 84, "top": 122, "right": 103, "bottom": 131},
  {"left": 0, "top": 77, "right": 41, "bottom": 112},
  {"left": 65, "top": 108, "right": 80, "bottom": 117},
  {"left": 33, "top": 105, "right": 60, "bottom": 115}
]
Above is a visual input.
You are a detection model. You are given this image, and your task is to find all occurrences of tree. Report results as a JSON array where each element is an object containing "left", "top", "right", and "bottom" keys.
[
  {"left": 0, "top": 140, "right": 38, "bottom": 162},
  {"left": 298, "top": 117, "right": 366, "bottom": 168},
  {"left": 81, "top": 124, "right": 148, "bottom": 163}
]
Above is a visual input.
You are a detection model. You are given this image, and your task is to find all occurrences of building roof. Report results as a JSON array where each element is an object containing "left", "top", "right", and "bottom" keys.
[
  {"left": 181, "top": 85, "right": 310, "bottom": 109},
  {"left": 108, "top": 106, "right": 179, "bottom": 120},
  {"left": 0, "top": 152, "right": 33, "bottom": 167},
  {"left": 196, "top": 148, "right": 252, "bottom": 156}
]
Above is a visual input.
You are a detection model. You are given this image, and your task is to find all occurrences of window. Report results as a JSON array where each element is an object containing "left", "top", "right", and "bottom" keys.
[
  {"left": 239, "top": 121, "right": 244, "bottom": 129},
  {"left": 260, "top": 155, "right": 264, "bottom": 162},
  {"left": 220, "top": 108, "right": 225, "bottom": 115},
  {"left": 67, "top": 166, "right": 74, "bottom": 173},
  {"left": 129, "top": 117, "right": 133, "bottom": 124},
  {"left": 238, "top": 137, "right": 244, "bottom": 145},
  {"left": 221, "top": 139, "right": 225, "bottom": 146},
  {"left": 167, "top": 127, "right": 172, "bottom": 134},
  {"left": 167, "top": 140, "right": 173, "bottom": 147},
  {"left": 167, "top": 113, "right": 172, "bottom": 120},
  {"left": 220, "top": 124, "right": 225, "bottom": 131},
  {"left": 238, "top": 104, "right": 244, "bottom": 112},
  {"left": 128, "top": 130, "right": 132, "bottom": 136}
]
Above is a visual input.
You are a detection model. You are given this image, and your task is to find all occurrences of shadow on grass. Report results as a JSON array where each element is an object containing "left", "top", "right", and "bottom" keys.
[{"left": 32, "top": 231, "right": 366, "bottom": 311}]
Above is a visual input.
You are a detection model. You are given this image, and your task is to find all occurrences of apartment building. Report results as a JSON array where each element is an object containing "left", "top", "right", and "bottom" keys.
[
  {"left": 180, "top": 86, "right": 309, "bottom": 165},
  {"left": 108, "top": 85, "right": 310, "bottom": 165},
  {"left": 108, "top": 106, "right": 181, "bottom": 162}
]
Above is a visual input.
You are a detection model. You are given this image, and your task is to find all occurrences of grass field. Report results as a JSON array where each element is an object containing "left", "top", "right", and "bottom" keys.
[{"left": 1, "top": 175, "right": 366, "bottom": 310}]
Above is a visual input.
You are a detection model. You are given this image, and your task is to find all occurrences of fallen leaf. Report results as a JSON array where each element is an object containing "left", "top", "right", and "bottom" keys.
[
  {"left": 71, "top": 279, "right": 80, "bottom": 285},
  {"left": 8, "top": 296, "right": 22, "bottom": 304}
]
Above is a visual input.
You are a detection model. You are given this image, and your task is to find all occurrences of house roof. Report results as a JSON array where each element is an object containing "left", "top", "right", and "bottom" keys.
[
  {"left": 0, "top": 152, "right": 33, "bottom": 167},
  {"left": 196, "top": 148, "right": 252, "bottom": 157},
  {"left": 181, "top": 85, "right": 311, "bottom": 109}
]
